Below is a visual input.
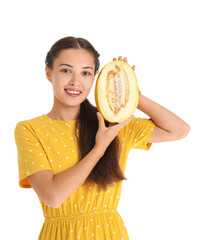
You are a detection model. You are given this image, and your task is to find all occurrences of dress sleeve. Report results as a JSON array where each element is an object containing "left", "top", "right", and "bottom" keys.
[
  {"left": 14, "top": 121, "right": 53, "bottom": 188},
  {"left": 124, "top": 117, "right": 156, "bottom": 151}
]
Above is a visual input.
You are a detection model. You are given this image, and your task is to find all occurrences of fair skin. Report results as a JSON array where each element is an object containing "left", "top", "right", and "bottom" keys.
[{"left": 45, "top": 48, "right": 96, "bottom": 120}]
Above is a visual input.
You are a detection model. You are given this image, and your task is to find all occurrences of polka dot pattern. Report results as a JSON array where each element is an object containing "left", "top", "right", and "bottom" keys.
[{"left": 14, "top": 114, "right": 156, "bottom": 240}]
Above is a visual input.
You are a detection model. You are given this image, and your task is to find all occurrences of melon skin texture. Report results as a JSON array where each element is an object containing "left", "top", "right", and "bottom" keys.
[{"left": 95, "top": 60, "right": 139, "bottom": 123}]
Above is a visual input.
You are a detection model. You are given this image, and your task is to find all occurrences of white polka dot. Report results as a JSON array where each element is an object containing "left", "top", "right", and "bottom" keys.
[
  {"left": 25, "top": 160, "right": 27, "bottom": 162},
  {"left": 32, "top": 162, "right": 35, "bottom": 164},
  {"left": 37, "top": 129, "right": 40, "bottom": 131},
  {"left": 82, "top": 196, "right": 84, "bottom": 198},
  {"left": 59, "top": 165, "right": 62, "bottom": 167},
  {"left": 151, "top": 128, "right": 154, "bottom": 131},
  {"left": 57, "top": 151, "right": 60, "bottom": 154},
  {"left": 55, "top": 139, "right": 58, "bottom": 142},
  {"left": 25, "top": 138, "right": 28, "bottom": 140},
  {"left": 129, "top": 129, "right": 132, "bottom": 132},
  {"left": 48, "top": 146, "right": 51, "bottom": 149},
  {"left": 141, "top": 134, "right": 144, "bottom": 137},
  {"left": 92, "top": 233, "right": 94, "bottom": 236},
  {"left": 36, "top": 143, "right": 39, "bottom": 145},
  {"left": 70, "top": 137, "right": 73, "bottom": 139},
  {"left": 90, "top": 219, "right": 93, "bottom": 221},
  {"left": 66, "top": 156, "right": 69, "bottom": 159},
  {"left": 43, "top": 125, "right": 45, "bottom": 127},
  {"left": 89, "top": 201, "right": 91, "bottom": 204},
  {"left": 29, "top": 149, "right": 32, "bottom": 152},
  {"left": 46, "top": 133, "right": 49, "bottom": 136},
  {"left": 41, "top": 165, "right": 44, "bottom": 167},
  {"left": 50, "top": 159, "right": 53, "bottom": 162},
  {"left": 52, "top": 128, "right": 55, "bottom": 131},
  {"left": 61, "top": 133, "right": 64, "bottom": 135},
  {"left": 84, "top": 227, "right": 86, "bottom": 230},
  {"left": 40, "top": 153, "right": 42, "bottom": 155},
  {"left": 64, "top": 145, "right": 67, "bottom": 147},
  {"left": 97, "top": 225, "right": 100, "bottom": 228},
  {"left": 107, "top": 224, "right": 109, "bottom": 227},
  {"left": 74, "top": 204, "right": 77, "bottom": 207}
]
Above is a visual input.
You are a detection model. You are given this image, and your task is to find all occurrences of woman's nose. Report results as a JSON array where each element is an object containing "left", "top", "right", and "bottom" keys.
[{"left": 69, "top": 72, "right": 81, "bottom": 85}]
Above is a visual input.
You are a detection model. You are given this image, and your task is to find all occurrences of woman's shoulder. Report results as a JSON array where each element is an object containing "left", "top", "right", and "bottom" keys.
[{"left": 15, "top": 114, "right": 45, "bottom": 127}]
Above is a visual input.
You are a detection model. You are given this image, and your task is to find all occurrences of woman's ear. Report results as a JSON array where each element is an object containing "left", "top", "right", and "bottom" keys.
[{"left": 45, "top": 66, "right": 52, "bottom": 82}]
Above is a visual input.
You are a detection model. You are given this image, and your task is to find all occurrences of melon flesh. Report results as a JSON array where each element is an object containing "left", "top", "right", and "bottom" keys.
[{"left": 95, "top": 60, "right": 139, "bottom": 123}]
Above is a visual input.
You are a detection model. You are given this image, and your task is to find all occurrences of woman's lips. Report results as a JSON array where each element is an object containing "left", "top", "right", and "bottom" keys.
[{"left": 65, "top": 89, "right": 82, "bottom": 97}]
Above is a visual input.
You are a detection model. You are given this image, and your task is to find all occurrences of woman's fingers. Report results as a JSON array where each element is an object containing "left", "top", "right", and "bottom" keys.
[
  {"left": 112, "top": 115, "right": 135, "bottom": 131},
  {"left": 97, "top": 112, "right": 106, "bottom": 129}
]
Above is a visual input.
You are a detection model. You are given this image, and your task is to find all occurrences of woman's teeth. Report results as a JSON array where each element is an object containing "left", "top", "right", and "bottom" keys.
[{"left": 65, "top": 90, "right": 81, "bottom": 94}]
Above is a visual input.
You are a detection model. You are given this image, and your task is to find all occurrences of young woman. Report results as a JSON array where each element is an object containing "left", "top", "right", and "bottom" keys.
[{"left": 14, "top": 36, "right": 190, "bottom": 240}]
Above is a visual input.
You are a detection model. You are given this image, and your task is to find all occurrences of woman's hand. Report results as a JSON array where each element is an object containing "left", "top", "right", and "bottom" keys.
[
  {"left": 95, "top": 112, "right": 135, "bottom": 154},
  {"left": 113, "top": 56, "right": 135, "bottom": 71}
]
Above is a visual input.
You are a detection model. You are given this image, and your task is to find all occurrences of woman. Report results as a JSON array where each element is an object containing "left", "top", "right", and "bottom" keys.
[{"left": 14, "top": 36, "right": 190, "bottom": 240}]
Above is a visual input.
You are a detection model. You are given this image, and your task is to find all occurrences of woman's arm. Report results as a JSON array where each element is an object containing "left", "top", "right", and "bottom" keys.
[
  {"left": 27, "top": 145, "right": 105, "bottom": 209},
  {"left": 137, "top": 93, "right": 191, "bottom": 142}
]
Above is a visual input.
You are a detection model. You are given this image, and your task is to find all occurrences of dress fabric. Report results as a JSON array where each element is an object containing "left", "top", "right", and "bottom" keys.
[{"left": 14, "top": 114, "right": 156, "bottom": 240}]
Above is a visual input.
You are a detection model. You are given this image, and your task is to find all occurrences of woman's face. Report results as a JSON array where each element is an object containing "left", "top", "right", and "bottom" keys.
[{"left": 46, "top": 48, "right": 95, "bottom": 108}]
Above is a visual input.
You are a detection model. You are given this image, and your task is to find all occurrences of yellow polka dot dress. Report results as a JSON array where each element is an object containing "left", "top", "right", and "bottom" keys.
[{"left": 14, "top": 114, "right": 156, "bottom": 240}]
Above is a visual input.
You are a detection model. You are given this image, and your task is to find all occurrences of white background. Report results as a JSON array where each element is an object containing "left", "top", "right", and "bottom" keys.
[{"left": 1, "top": 0, "right": 207, "bottom": 239}]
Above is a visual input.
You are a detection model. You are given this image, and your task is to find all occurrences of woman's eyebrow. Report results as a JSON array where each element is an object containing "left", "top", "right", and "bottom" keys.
[{"left": 58, "top": 63, "right": 94, "bottom": 70}]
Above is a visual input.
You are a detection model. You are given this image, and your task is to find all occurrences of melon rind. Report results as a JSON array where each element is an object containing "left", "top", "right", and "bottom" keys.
[{"left": 95, "top": 60, "right": 139, "bottom": 123}]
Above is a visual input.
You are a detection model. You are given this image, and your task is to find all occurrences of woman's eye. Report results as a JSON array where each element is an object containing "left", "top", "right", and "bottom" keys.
[
  {"left": 61, "top": 69, "right": 70, "bottom": 73},
  {"left": 83, "top": 72, "right": 91, "bottom": 76}
]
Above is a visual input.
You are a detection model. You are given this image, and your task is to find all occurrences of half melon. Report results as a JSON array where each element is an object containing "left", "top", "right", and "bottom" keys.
[{"left": 95, "top": 60, "right": 139, "bottom": 123}]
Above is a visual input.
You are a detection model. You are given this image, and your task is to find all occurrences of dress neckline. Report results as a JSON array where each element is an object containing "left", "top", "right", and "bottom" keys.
[{"left": 42, "top": 114, "right": 77, "bottom": 123}]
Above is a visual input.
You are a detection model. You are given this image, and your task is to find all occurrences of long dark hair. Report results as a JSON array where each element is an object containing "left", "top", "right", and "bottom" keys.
[{"left": 45, "top": 36, "right": 127, "bottom": 191}]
